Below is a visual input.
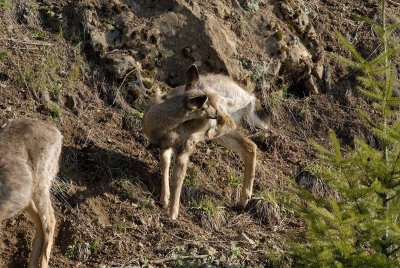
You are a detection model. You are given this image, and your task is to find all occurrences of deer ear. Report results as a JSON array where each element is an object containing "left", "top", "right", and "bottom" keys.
[
  {"left": 185, "top": 64, "right": 199, "bottom": 90},
  {"left": 186, "top": 95, "right": 208, "bottom": 110}
]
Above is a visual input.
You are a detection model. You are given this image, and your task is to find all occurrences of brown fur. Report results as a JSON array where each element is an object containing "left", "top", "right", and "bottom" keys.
[
  {"left": 0, "top": 118, "right": 62, "bottom": 268},
  {"left": 142, "top": 65, "right": 263, "bottom": 220}
]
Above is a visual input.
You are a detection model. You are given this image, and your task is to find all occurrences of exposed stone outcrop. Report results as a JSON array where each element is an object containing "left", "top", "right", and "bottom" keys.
[{"left": 58, "top": 0, "right": 327, "bottom": 102}]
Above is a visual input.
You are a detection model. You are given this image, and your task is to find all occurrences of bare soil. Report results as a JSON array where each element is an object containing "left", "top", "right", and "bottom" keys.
[{"left": 0, "top": 0, "right": 399, "bottom": 267}]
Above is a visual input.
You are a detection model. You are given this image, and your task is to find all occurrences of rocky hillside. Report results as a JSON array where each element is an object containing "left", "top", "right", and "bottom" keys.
[{"left": 0, "top": 0, "right": 399, "bottom": 267}]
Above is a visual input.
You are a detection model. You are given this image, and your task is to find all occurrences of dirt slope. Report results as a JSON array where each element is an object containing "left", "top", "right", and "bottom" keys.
[{"left": 0, "top": 0, "right": 399, "bottom": 267}]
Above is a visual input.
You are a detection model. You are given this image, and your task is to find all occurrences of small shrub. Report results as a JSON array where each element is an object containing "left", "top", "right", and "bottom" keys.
[
  {"left": 192, "top": 197, "right": 226, "bottom": 230},
  {"left": 290, "top": 0, "right": 400, "bottom": 266},
  {"left": 229, "top": 245, "right": 243, "bottom": 263},
  {"left": 251, "top": 64, "right": 267, "bottom": 82},
  {"left": 246, "top": 0, "right": 263, "bottom": 12},
  {"left": 194, "top": 197, "right": 219, "bottom": 217},
  {"left": 46, "top": 104, "right": 62, "bottom": 120},
  {"left": 66, "top": 240, "right": 101, "bottom": 261},
  {"left": 33, "top": 29, "right": 47, "bottom": 40},
  {"left": 0, "top": 0, "right": 11, "bottom": 10},
  {"left": 186, "top": 169, "right": 200, "bottom": 186},
  {"left": 250, "top": 189, "right": 292, "bottom": 226},
  {"left": 0, "top": 51, "right": 6, "bottom": 62},
  {"left": 226, "top": 173, "right": 241, "bottom": 203},
  {"left": 17, "top": 51, "right": 62, "bottom": 97},
  {"left": 227, "top": 173, "right": 241, "bottom": 188},
  {"left": 66, "top": 244, "right": 78, "bottom": 259}
]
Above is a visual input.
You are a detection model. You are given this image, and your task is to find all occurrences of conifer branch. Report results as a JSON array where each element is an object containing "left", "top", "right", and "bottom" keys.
[{"left": 388, "top": 245, "right": 400, "bottom": 256}]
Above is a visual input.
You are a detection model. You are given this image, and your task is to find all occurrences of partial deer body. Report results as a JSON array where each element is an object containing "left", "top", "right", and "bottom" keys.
[
  {"left": 174, "top": 73, "right": 268, "bottom": 130},
  {"left": 142, "top": 65, "right": 267, "bottom": 220},
  {"left": 0, "top": 118, "right": 62, "bottom": 268}
]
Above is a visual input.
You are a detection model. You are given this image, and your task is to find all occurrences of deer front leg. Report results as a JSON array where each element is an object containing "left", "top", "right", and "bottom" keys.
[
  {"left": 160, "top": 148, "right": 173, "bottom": 208},
  {"left": 169, "top": 146, "right": 192, "bottom": 220}
]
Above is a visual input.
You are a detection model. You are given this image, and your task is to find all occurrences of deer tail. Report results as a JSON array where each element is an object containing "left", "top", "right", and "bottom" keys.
[{"left": 246, "top": 97, "right": 269, "bottom": 130}]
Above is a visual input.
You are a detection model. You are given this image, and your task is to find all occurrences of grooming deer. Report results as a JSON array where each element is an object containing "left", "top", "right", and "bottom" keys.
[
  {"left": 142, "top": 64, "right": 268, "bottom": 220},
  {"left": 0, "top": 118, "right": 62, "bottom": 268}
]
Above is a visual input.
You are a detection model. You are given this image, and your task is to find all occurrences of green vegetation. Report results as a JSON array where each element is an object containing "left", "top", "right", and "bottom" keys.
[
  {"left": 17, "top": 51, "right": 62, "bottom": 96},
  {"left": 0, "top": 51, "right": 6, "bottom": 62},
  {"left": 69, "top": 43, "right": 89, "bottom": 82},
  {"left": 186, "top": 169, "right": 200, "bottom": 186},
  {"left": 193, "top": 197, "right": 221, "bottom": 217},
  {"left": 246, "top": 0, "right": 263, "bottom": 12},
  {"left": 66, "top": 240, "right": 101, "bottom": 261},
  {"left": 0, "top": 0, "right": 11, "bottom": 10},
  {"left": 290, "top": 0, "right": 400, "bottom": 266},
  {"left": 227, "top": 172, "right": 241, "bottom": 188},
  {"left": 33, "top": 29, "right": 47, "bottom": 40},
  {"left": 251, "top": 63, "right": 267, "bottom": 82},
  {"left": 66, "top": 243, "right": 78, "bottom": 259},
  {"left": 46, "top": 104, "right": 62, "bottom": 120},
  {"left": 257, "top": 189, "right": 280, "bottom": 207},
  {"left": 225, "top": 173, "right": 241, "bottom": 202}
]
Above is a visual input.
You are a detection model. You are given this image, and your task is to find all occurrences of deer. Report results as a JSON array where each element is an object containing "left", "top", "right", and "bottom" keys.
[
  {"left": 142, "top": 64, "right": 268, "bottom": 220},
  {"left": 0, "top": 118, "right": 62, "bottom": 268}
]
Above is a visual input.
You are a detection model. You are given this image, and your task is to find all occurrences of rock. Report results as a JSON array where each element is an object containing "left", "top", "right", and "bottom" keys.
[
  {"left": 137, "top": 217, "right": 147, "bottom": 225},
  {"left": 40, "top": 8, "right": 63, "bottom": 32},
  {"left": 182, "top": 47, "right": 192, "bottom": 58},
  {"left": 199, "top": 245, "right": 217, "bottom": 256},
  {"left": 103, "top": 53, "right": 136, "bottom": 79},
  {"left": 304, "top": 75, "right": 319, "bottom": 95},
  {"left": 142, "top": 78, "right": 153, "bottom": 89},
  {"left": 64, "top": 0, "right": 326, "bottom": 99},
  {"left": 219, "top": 254, "right": 227, "bottom": 262},
  {"left": 237, "top": 233, "right": 256, "bottom": 245},
  {"left": 293, "top": 11, "right": 310, "bottom": 34},
  {"left": 286, "top": 38, "right": 312, "bottom": 72},
  {"left": 269, "top": 59, "right": 282, "bottom": 76},
  {"left": 280, "top": 2, "right": 294, "bottom": 19},
  {"left": 313, "top": 62, "right": 324, "bottom": 80},
  {"left": 90, "top": 30, "right": 109, "bottom": 56},
  {"left": 65, "top": 94, "right": 83, "bottom": 116},
  {"left": 212, "top": 1, "right": 230, "bottom": 19}
]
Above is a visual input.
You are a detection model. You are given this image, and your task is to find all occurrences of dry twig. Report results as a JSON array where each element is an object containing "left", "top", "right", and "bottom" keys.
[
  {"left": 387, "top": 0, "right": 400, "bottom": 6},
  {"left": 0, "top": 38, "right": 53, "bottom": 46},
  {"left": 151, "top": 254, "right": 209, "bottom": 264}
]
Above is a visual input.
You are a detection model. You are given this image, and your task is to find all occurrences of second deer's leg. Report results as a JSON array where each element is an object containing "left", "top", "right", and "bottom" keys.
[
  {"left": 34, "top": 192, "right": 56, "bottom": 268},
  {"left": 215, "top": 130, "right": 257, "bottom": 207},
  {"left": 160, "top": 148, "right": 173, "bottom": 208},
  {"left": 169, "top": 150, "right": 191, "bottom": 220},
  {"left": 26, "top": 201, "right": 43, "bottom": 268}
]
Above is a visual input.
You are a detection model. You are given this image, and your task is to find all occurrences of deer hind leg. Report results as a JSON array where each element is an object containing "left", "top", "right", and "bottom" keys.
[
  {"left": 33, "top": 192, "right": 55, "bottom": 268},
  {"left": 26, "top": 201, "right": 43, "bottom": 268},
  {"left": 160, "top": 148, "right": 174, "bottom": 208},
  {"left": 215, "top": 130, "right": 257, "bottom": 207}
]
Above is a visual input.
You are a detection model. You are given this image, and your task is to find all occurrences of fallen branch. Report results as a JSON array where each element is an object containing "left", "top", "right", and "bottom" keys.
[
  {"left": 387, "top": 0, "right": 400, "bottom": 6},
  {"left": 151, "top": 254, "right": 209, "bottom": 264},
  {"left": 0, "top": 38, "right": 53, "bottom": 46}
]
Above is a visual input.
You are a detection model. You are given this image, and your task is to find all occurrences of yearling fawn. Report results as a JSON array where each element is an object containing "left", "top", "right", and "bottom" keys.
[
  {"left": 0, "top": 118, "right": 62, "bottom": 268},
  {"left": 142, "top": 65, "right": 267, "bottom": 220}
]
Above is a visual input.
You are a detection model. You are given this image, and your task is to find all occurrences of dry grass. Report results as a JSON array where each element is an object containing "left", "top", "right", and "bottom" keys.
[
  {"left": 295, "top": 170, "right": 339, "bottom": 198},
  {"left": 191, "top": 197, "right": 227, "bottom": 231}
]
